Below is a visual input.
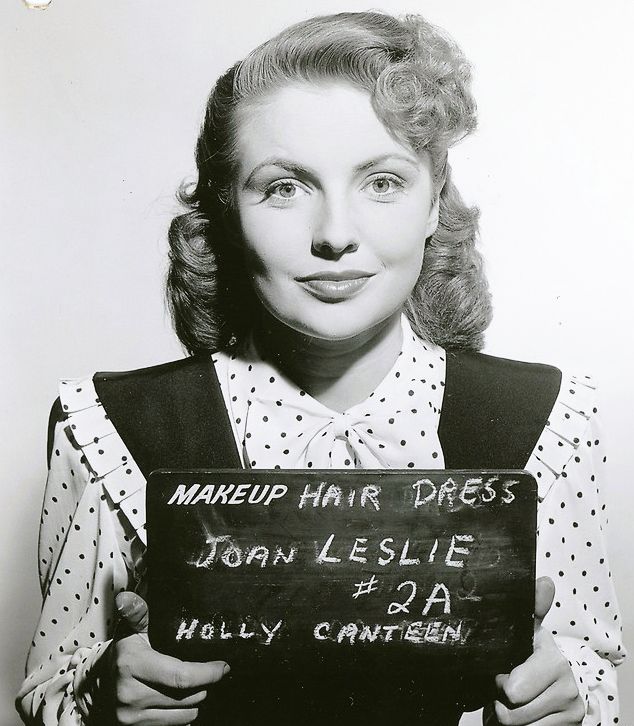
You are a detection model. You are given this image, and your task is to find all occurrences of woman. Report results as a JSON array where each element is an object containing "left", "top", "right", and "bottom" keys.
[{"left": 17, "top": 11, "right": 624, "bottom": 726}]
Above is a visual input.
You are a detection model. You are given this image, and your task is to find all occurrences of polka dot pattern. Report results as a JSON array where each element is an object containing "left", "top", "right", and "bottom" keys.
[
  {"left": 215, "top": 316, "right": 447, "bottom": 470},
  {"left": 18, "top": 360, "right": 625, "bottom": 725},
  {"left": 17, "top": 377, "right": 148, "bottom": 723},
  {"left": 528, "top": 382, "right": 625, "bottom": 725}
]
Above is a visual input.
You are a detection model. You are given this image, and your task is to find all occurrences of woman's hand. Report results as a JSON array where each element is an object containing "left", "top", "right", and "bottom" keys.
[
  {"left": 489, "top": 577, "right": 585, "bottom": 725},
  {"left": 102, "top": 591, "right": 229, "bottom": 726}
]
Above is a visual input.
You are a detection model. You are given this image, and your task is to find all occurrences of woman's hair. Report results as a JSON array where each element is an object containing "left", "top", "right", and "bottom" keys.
[{"left": 167, "top": 11, "right": 492, "bottom": 353}]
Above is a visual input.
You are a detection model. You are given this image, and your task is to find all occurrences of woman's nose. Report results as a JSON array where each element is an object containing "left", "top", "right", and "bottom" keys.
[{"left": 311, "top": 195, "right": 359, "bottom": 258}]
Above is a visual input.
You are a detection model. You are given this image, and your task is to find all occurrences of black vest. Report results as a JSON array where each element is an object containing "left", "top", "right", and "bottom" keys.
[{"left": 49, "top": 351, "right": 561, "bottom": 726}]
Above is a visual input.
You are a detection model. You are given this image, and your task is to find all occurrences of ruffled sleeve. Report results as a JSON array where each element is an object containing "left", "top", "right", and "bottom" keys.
[
  {"left": 55, "top": 377, "right": 148, "bottom": 546},
  {"left": 524, "top": 373, "right": 626, "bottom": 725},
  {"left": 17, "top": 376, "right": 147, "bottom": 725}
]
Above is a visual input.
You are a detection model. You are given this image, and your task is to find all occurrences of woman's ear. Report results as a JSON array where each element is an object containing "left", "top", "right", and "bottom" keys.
[
  {"left": 425, "top": 195, "right": 440, "bottom": 239},
  {"left": 425, "top": 156, "right": 446, "bottom": 240}
]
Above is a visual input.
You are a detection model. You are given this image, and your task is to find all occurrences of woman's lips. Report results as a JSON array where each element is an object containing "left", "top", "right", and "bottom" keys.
[{"left": 298, "top": 275, "right": 372, "bottom": 302}]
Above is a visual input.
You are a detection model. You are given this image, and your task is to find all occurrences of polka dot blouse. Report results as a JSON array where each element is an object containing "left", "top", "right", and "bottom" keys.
[
  {"left": 215, "top": 317, "right": 446, "bottom": 471},
  {"left": 17, "top": 318, "right": 626, "bottom": 725}
]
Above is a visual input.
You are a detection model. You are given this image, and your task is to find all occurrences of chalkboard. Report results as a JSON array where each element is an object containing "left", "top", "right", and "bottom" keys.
[{"left": 146, "top": 469, "right": 536, "bottom": 688}]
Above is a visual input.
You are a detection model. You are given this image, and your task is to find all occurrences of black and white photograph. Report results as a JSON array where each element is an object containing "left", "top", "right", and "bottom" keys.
[{"left": 2, "top": 1, "right": 632, "bottom": 724}]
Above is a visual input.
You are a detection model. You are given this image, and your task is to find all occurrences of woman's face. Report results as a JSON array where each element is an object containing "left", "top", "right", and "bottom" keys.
[{"left": 235, "top": 82, "right": 438, "bottom": 342}]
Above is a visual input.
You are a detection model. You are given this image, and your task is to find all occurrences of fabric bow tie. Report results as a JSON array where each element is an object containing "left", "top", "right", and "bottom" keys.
[
  {"left": 243, "top": 391, "right": 444, "bottom": 470},
  {"left": 222, "top": 315, "right": 447, "bottom": 471}
]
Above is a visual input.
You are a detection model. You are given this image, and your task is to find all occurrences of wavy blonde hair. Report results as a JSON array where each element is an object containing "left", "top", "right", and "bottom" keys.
[{"left": 167, "top": 11, "right": 491, "bottom": 352}]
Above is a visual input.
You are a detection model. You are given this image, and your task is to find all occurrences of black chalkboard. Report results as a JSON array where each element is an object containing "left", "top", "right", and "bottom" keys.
[{"left": 146, "top": 469, "right": 536, "bottom": 690}]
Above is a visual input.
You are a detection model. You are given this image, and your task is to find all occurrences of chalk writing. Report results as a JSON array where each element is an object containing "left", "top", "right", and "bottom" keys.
[
  {"left": 352, "top": 575, "right": 380, "bottom": 599},
  {"left": 147, "top": 469, "right": 536, "bottom": 678},
  {"left": 168, "top": 482, "right": 288, "bottom": 506},
  {"left": 298, "top": 482, "right": 381, "bottom": 510},
  {"left": 387, "top": 580, "right": 417, "bottom": 615},
  {"left": 175, "top": 616, "right": 284, "bottom": 645},
  {"left": 422, "top": 583, "right": 452, "bottom": 615},
  {"left": 313, "top": 532, "right": 475, "bottom": 568},
  {"left": 313, "top": 618, "right": 468, "bottom": 645},
  {"left": 411, "top": 476, "right": 517, "bottom": 509},
  {"left": 192, "top": 534, "right": 297, "bottom": 569}
]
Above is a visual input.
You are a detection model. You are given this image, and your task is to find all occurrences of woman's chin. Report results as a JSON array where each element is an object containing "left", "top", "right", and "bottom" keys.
[{"left": 270, "top": 308, "right": 402, "bottom": 344}]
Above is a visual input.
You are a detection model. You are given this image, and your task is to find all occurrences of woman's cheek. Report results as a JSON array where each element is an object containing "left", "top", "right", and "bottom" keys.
[
  {"left": 363, "top": 204, "right": 428, "bottom": 258},
  {"left": 367, "top": 231, "right": 426, "bottom": 270},
  {"left": 245, "top": 248, "right": 293, "bottom": 286},
  {"left": 239, "top": 230, "right": 290, "bottom": 279}
]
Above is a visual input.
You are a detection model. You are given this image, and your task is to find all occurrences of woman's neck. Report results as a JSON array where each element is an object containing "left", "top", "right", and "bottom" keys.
[{"left": 252, "top": 311, "right": 403, "bottom": 413}]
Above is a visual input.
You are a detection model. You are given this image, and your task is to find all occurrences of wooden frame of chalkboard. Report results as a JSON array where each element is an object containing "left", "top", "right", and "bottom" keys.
[{"left": 146, "top": 469, "right": 537, "bottom": 687}]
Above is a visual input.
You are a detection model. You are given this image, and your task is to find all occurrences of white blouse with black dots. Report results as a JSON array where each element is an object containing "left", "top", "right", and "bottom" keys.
[{"left": 17, "top": 318, "right": 626, "bottom": 725}]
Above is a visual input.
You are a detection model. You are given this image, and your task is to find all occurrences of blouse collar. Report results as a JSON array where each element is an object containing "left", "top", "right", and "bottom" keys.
[{"left": 214, "top": 315, "right": 447, "bottom": 470}]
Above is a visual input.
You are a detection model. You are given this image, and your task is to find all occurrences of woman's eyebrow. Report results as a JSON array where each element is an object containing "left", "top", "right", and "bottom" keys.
[
  {"left": 354, "top": 153, "right": 421, "bottom": 173},
  {"left": 242, "top": 159, "right": 314, "bottom": 189}
]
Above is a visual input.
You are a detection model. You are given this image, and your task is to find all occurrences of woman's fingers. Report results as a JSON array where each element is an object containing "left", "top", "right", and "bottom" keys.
[
  {"left": 494, "top": 628, "right": 583, "bottom": 725},
  {"left": 131, "top": 649, "right": 229, "bottom": 690},
  {"left": 116, "top": 706, "right": 200, "bottom": 726},
  {"left": 493, "top": 678, "right": 583, "bottom": 725},
  {"left": 116, "top": 591, "right": 150, "bottom": 634},
  {"left": 111, "top": 628, "right": 229, "bottom": 724},
  {"left": 495, "top": 631, "right": 567, "bottom": 706},
  {"left": 116, "top": 677, "right": 208, "bottom": 710},
  {"left": 534, "top": 576, "right": 555, "bottom": 630},
  {"left": 495, "top": 657, "right": 558, "bottom": 708},
  {"left": 493, "top": 711, "right": 580, "bottom": 726},
  {"left": 113, "top": 620, "right": 229, "bottom": 692}
]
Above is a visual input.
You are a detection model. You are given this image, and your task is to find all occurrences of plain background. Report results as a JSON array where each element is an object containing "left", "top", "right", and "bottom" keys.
[{"left": 1, "top": 0, "right": 632, "bottom": 723}]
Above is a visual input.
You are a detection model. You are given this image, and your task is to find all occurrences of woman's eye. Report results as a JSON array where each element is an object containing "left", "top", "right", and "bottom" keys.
[
  {"left": 275, "top": 183, "right": 297, "bottom": 198},
  {"left": 372, "top": 178, "right": 392, "bottom": 193},
  {"left": 365, "top": 174, "right": 404, "bottom": 199},
  {"left": 266, "top": 180, "right": 306, "bottom": 201}
]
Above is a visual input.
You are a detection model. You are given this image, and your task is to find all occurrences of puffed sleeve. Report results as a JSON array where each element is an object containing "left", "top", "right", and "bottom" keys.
[
  {"left": 17, "top": 378, "right": 147, "bottom": 725},
  {"left": 527, "top": 374, "right": 626, "bottom": 725}
]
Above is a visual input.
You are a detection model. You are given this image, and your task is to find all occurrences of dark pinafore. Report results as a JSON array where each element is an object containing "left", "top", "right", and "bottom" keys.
[{"left": 50, "top": 351, "right": 560, "bottom": 726}]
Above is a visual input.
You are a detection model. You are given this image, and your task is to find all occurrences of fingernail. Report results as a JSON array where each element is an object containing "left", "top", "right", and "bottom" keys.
[
  {"left": 223, "top": 663, "right": 231, "bottom": 674},
  {"left": 118, "top": 596, "right": 141, "bottom": 618}
]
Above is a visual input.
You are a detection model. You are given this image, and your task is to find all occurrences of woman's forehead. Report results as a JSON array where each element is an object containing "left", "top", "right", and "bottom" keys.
[{"left": 234, "top": 82, "right": 422, "bottom": 179}]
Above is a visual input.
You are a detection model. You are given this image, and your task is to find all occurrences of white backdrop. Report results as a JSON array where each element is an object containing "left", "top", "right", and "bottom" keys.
[{"left": 1, "top": 1, "right": 632, "bottom": 723}]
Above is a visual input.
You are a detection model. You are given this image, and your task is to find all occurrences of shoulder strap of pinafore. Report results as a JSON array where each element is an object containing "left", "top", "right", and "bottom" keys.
[
  {"left": 92, "top": 355, "right": 241, "bottom": 478},
  {"left": 48, "top": 351, "right": 561, "bottom": 477},
  {"left": 438, "top": 350, "right": 562, "bottom": 469}
]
